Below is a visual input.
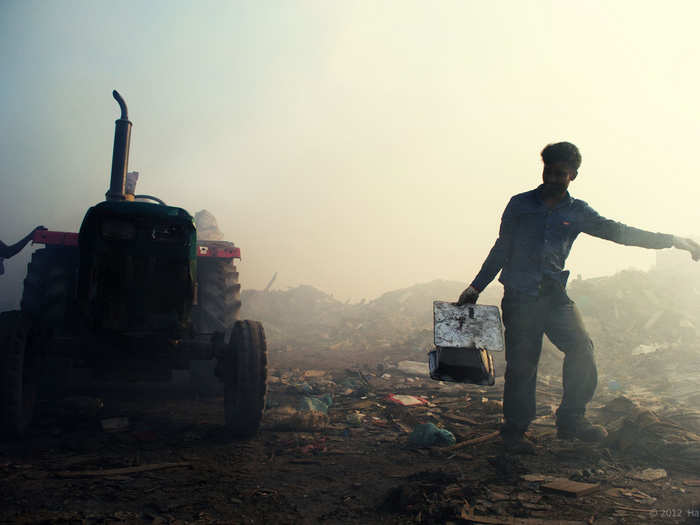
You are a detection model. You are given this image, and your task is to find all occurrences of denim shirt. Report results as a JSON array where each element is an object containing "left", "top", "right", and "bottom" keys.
[{"left": 471, "top": 185, "right": 674, "bottom": 295}]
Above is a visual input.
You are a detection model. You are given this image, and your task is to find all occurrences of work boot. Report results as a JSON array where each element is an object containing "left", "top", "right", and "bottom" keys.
[
  {"left": 557, "top": 416, "right": 608, "bottom": 442},
  {"left": 500, "top": 425, "right": 536, "bottom": 455}
]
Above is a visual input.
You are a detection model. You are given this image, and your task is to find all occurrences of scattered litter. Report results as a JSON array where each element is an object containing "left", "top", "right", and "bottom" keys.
[
  {"left": 407, "top": 423, "right": 456, "bottom": 447},
  {"left": 629, "top": 468, "right": 667, "bottom": 481},
  {"left": 540, "top": 478, "right": 600, "bottom": 498},
  {"left": 619, "top": 488, "right": 657, "bottom": 504},
  {"left": 346, "top": 411, "right": 366, "bottom": 425},
  {"left": 459, "top": 510, "right": 587, "bottom": 524},
  {"left": 605, "top": 409, "right": 700, "bottom": 472},
  {"left": 10, "top": 269, "right": 700, "bottom": 523},
  {"left": 396, "top": 361, "right": 429, "bottom": 376},
  {"left": 302, "top": 369, "right": 327, "bottom": 379},
  {"left": 631, "top": 344, "right": 658, "bottom": 356},
  {"left": 298, "top": 393, "right": 333, "bottom": 413},
  {"left": 288, "top": 382, "right": 314, "bottom": 395},
  {"left": 602, "top": 396, "right": 639, "bottom": 415},
  {"left": 521, "top": 474, "right": 556, "bottom": 483},
  {"left": 481, "top": 397, "right": 503, "bottom": 413},
  {"left": 449, "top": 431, "right": 500, "bottom": 450},
  {"left": 298, "top": 438, "right": 327, "bottom": 455},
  {"left": 265, "top": 407, "right": 328, "bottom": 431},
  {"left": 386, "top": 394, "right": 428, "bottom": 407}
]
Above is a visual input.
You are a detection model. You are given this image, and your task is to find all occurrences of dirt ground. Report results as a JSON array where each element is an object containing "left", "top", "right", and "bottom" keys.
[{"left": 2, "top": 342, "right": 700, "bottom": 525}]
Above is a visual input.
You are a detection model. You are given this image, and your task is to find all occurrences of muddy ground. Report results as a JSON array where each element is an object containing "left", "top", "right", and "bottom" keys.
[{"left": 2, "top": 340, "right": 700, "bottom": 525}]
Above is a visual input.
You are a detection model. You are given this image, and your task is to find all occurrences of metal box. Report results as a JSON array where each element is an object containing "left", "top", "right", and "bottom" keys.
[{"left": 429, "top": 301, "right": 504, "bottom": 385}]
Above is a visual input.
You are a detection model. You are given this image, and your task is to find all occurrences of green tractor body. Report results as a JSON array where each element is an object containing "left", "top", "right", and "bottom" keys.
[
  {"left": 0, "top": 92, "right": 267, "bottom": 439},
  {"left": 78, "top": 200, "right": 197, "bottom": 335}
]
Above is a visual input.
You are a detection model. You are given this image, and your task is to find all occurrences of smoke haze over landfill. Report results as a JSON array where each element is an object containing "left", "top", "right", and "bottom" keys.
[{"left": 2, "top": 0, "right": 700, "bottom": 304}]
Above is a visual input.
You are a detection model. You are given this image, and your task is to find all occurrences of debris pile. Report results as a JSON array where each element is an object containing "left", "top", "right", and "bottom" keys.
[
  {"left": 257, "top": 363, "right": 700, "bottom": 523},
  {"left": 601, "top": 396, "right": 700, "bottom": 473},
  {"left": 3, "top": 339, "right": 700, "bottom": 523},
  {"left": 241, "top": 279, "right": 503, "bottom": 368},
  {"left": 241, "top": 255, "right": 700, "bottom": 478}
]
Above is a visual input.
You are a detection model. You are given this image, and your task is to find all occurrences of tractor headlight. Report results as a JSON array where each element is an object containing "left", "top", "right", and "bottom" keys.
[{"left": 101, "top": 220, "right": 136, "bottom": 240}]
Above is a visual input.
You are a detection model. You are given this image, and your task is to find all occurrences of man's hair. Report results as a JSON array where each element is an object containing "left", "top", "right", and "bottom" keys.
[{"left": 541, "top": 142, "right": 582, "bottom": 171}]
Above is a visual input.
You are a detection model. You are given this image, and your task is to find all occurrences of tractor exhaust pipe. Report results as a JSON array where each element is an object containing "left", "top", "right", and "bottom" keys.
[{"left": 106, "top": 90, "right": 132, "bottom": 201}]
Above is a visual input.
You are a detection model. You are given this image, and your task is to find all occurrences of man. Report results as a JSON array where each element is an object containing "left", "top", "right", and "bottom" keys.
[
  {"left": 457, "top": 142, "right": 700, "bottom": 454},
  {"left": 0, "top": 226, "right": 46, "bottom": 276}
]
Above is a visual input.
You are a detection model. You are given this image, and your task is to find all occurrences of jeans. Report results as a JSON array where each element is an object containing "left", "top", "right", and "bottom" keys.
[{"left": 501, "top": 283, "right": 597, "bottom": 431}]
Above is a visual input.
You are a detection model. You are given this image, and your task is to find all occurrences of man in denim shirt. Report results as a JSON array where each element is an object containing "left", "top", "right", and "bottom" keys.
[{"left": 457, "top": 142, "right": 700, "bottom": 454}]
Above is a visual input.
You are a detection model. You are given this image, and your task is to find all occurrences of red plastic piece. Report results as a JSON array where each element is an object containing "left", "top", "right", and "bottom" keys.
[
  {"left": 32, "top": 230, "right": 79, "bottom": 247},
  {"left": 196, "top": 243, "right": 241, "bottom": 260}
]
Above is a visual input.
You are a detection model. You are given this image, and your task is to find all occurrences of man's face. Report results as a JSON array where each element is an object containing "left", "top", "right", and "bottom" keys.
[{"left": 542, "top": 161, "right": 576, "bottom": 198}]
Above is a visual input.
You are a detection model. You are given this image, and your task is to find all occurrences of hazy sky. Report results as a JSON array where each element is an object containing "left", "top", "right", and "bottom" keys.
[{"left": 2, "top": 0, "right": 700, "bottom": 303}]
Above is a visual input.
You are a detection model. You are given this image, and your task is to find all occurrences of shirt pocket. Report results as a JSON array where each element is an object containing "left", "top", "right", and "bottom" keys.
[{"left": 551, "top": 217, "right": 575, "bottom": 243}]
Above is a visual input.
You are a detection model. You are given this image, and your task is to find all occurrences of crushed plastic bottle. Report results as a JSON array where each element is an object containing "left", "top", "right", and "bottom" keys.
[{"left": 408, "top": 423, "right": 456, "bottom": 447}]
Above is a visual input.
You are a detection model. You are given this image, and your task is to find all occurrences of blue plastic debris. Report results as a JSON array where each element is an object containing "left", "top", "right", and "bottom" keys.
[
  {"left": 298, "top": 393, "right": 333, "bottom": 413},
  {"left": 408, "top": 423, "right": 456, "bottom": 447}
]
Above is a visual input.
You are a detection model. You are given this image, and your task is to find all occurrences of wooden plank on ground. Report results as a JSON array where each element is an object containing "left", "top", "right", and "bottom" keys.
[
  {"left": 540, "top": 478, "right": 600, "bottom": 498},
  {"left": 460, "top": 510, "right": 587, "bottom": 524},
  {"left": 449, "top": 430, "right": 500, "bottom": 450},
  {"left": 54, "top": 462, "right": 192, "bottom": 478}
]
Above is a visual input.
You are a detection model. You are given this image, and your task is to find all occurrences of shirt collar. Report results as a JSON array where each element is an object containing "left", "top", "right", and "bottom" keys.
[{"left": 534, "top": 184, "right": 573, "bottom": 209}]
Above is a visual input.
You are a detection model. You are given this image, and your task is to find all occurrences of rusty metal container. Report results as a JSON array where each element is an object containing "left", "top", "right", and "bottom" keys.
[{"left": 429, "top": 301, "right": 504, "bottom": 385}]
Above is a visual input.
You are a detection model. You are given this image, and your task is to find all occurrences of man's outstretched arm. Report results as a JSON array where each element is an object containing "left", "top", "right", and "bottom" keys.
[
  {"left": 457, "top": 198, "right": 516, "bottom": 305},
  {"left": 0, "top": 226, "right": 45, "bottom": 259},
  {"left": 580, "top": 205, "right": 700, "bottom": 260}
]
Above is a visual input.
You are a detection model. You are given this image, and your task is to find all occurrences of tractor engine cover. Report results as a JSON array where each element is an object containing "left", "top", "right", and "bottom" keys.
[{"left": 77, "top": 201, "right": 196, "bottom": 335}]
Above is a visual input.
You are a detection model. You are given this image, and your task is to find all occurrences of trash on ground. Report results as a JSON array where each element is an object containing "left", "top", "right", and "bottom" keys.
[
  {"left": 540, "top": 478, "right": 600, "bottom": 497},
  {"left": 449, "top": 431, "right": 501, "bottom": 451},
  {"left": 264, "top": 407, "right": 328, "bottom": 431},
  {"left": 407, "top": 423, "right": 456, "bottom": 447},
  {"left": 298, "top": 393, "right": 333, "bottom": 413},
  {"left": 481, "top": 397, "right": 503, "bottom": 413},
  {"left": 386, "top": 394, "right": 428, "bottom": 407},
  {"left": 630, "top": 468, "right": 668, "bottom": 481},
  {"left": 396, "top": 361, "right": 429, "bottom": 376},
  {"left": 346, "top": 411, "right": 366, "bottom": 425}
]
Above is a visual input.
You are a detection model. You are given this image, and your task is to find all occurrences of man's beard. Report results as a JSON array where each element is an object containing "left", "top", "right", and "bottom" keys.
[{"left": 541, "top": 183, "right": 567, "bottom": 199}]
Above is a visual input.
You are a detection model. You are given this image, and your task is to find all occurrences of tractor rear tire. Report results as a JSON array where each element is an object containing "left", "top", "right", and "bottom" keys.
[
  {"left": 223, "top": 320, "right": 267, "bottom": 438},
  {"left": 22, "top": 247, "right": 78, "bottom": 329},
  {"left": 192, "top": 258, "right": 241, "bottom": 334},
  {"left": 20, "top": 247, "right": 78, "bottom": 394},
  {"left": 0, "top": 311, "right": 40, "bottom": 438},
  {"left": 190, "top": 259, "right": 241, "bottom": 396}
]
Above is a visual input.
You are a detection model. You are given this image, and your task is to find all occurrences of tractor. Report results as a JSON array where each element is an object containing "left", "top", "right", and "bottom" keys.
[{"left": 0, "top": 91, "right": 267, "bottom": 438}]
